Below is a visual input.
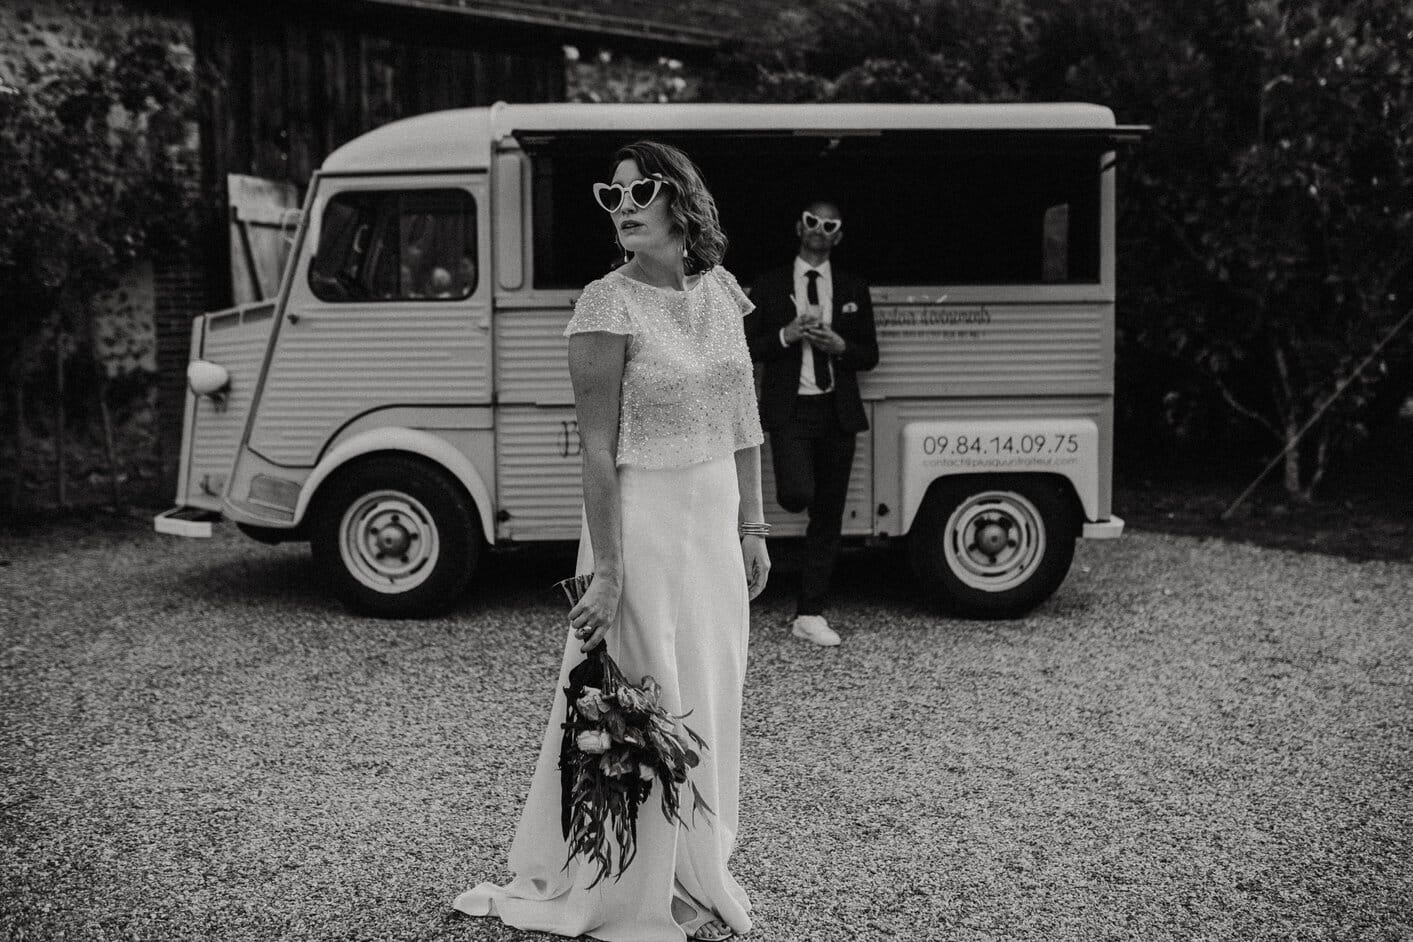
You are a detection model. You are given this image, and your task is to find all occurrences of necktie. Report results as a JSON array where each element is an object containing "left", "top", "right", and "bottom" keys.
[{"left": 806, "top": 270, "right": 833, "bottom": 392}]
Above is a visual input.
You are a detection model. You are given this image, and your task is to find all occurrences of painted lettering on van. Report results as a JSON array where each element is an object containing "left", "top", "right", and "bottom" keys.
[
  {"left": 876, "top": 305, "right": 992, "bottom": 327},
  {"left": 560, "top": 420, "right": 582, "bottom": 459},
  {"left": 876, "top": 305, "right": 990, "bottom": 340}
]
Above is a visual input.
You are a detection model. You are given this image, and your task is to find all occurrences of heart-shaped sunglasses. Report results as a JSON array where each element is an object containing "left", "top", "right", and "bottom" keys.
[
  {"left": 593, "top": 175, "right": 672, "bottom": 213},
  {"left": 802, "top": 211, "right": 842, "bottom": 234}
]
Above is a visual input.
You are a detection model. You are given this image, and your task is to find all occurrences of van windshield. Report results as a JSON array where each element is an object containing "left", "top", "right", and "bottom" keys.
[{"left": 529, "top": 135, "right": 1102, "bottom": 289}]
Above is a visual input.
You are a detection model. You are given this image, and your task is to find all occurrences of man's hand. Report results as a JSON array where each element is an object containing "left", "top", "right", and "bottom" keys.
[
  {"left": 782, "top": 311, "right": 819, "bottom": 345},
  {"left": 804, "top": 324, "right": 846, "bottom": 355}
]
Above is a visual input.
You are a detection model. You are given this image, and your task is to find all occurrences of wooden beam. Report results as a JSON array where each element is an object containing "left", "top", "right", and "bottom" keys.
[{"left": 350, "top": 0, "right": 727, "bottom": 50}]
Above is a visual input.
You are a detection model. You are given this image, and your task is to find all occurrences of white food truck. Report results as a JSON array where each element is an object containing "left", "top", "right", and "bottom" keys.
[{"left": 156, "top": 102, "right": 1143, "bottom": 619}]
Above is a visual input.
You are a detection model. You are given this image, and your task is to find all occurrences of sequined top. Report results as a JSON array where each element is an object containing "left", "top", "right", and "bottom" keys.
[{"left": 564, "top": 265, "right": 765, "bottom": 470}]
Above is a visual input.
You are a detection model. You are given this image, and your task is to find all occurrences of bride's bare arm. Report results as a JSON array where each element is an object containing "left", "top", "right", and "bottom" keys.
[
  {"left": 735, "top": 445, "right": 765, "bottom": 526},
  {"left": 735, "top": 445, "right": 770, "bottom": 599},
  {"left": 568, "top": 332, "right": 628, "bottom": 651}
]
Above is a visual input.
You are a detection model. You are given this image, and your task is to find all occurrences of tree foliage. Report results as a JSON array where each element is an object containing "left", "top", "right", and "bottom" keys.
[
  {"left": 715, "top": 0, "right": 1035, "bottom": 102},
  {"left": 0, "top": 23, "right": 195, "bottom": 299},
  {"left": 565, "top": 47, "right": 696, "bottom": 104},
  {"left": 713, "top": 0, "right": 1413, "bottom": 500},
  {"left": 0, "top": 19, "right": 198, "bottom": 509},
  {"left": 1086, "top": 0, "right": 1413, "bottom": 499}
]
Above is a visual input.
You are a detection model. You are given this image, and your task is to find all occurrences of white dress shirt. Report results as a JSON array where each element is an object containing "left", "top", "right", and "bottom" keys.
[{"left": 779, "top": 257, "right": 833, "bottom": 396}]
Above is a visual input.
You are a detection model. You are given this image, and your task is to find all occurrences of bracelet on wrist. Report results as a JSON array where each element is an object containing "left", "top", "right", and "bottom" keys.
[{"left": 738, "top": 521, "right": 772, "bottom": 538}]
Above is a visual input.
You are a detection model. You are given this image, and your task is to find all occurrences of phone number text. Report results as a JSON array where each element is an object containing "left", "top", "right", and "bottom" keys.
[{"left": 920, "top": 433, "right": 1081, "bottom": 457}]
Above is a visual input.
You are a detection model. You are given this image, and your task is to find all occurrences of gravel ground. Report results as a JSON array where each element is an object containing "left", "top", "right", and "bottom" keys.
[{"left": 1, "top": 523, "right": 1410, "bottom": 942}]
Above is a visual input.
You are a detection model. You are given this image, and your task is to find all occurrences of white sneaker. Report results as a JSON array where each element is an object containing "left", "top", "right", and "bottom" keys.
[{"left": 791, "top": 615, "right": 841, "bottom": 646}]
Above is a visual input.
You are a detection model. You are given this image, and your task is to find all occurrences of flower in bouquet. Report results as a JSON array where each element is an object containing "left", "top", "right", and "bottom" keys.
[
  {"left": 599, "top": 750, "right": 635, "bottom": 778},
  {"left": 575, "top": 729, "right": 612, "bottom": 754},
  {"left": 554, "top": 573, "right": 717, "bottom": 888},
  {"left": 575, "top": 687, "right": 609, "bottom": 720},
  {"left": 615, "top": 685, "right": 655, "bottom": 713}
]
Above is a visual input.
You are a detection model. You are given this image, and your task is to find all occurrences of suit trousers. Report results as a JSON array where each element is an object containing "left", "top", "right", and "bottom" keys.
[{"left": 768, "top": 393, "right": 856, "bottom": 617}]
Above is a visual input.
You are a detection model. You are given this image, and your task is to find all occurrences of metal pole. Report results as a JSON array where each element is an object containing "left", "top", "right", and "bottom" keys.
[{"left": 1220, "top": 307, "right": 1413, "bottom": 521}]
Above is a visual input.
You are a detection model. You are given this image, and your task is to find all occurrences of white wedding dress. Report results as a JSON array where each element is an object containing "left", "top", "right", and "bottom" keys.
[{"left": 454, "top": 266, "right": 763, "bottom": 940}]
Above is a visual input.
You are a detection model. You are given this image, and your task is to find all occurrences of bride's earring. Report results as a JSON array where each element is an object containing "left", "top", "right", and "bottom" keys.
[{"left": 616, "top": 239, "right": 629, "bottom": 265}]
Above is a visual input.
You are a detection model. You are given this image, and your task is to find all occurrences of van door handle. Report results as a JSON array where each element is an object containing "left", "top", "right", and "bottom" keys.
[{"left": 286, "top": 313, "right": 300, "bottom": 325}]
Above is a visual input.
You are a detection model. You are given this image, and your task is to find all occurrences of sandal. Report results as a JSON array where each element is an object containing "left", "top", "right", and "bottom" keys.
[{"left": 671, "top": 893, "right": 733, "bottom": 941}]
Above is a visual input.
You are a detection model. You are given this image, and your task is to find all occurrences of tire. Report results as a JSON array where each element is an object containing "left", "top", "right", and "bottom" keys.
[
  {"left": 310, "top": 456, "right": 480, "bottom": 618},
  {"left": 908, "top": 474, "right": 1079, "bottom": 619}
]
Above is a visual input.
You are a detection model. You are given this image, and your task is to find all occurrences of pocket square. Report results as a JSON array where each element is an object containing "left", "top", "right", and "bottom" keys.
[{"left": 842, "top": 301, "right": 859, "bottom": 313}]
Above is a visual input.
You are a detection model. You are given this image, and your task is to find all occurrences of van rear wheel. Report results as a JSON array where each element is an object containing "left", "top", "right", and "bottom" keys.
[
  {"left": 311, "top": 456, "right": 479, "bottom": 618},
  {"left": 908, "top": 475, "right": 1077, "bottom": 619}
]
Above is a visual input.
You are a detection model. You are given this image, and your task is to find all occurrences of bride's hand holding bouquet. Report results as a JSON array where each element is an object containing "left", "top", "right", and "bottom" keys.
[{"left": 569, "top": 568, "right": 621, "bottom": 653}]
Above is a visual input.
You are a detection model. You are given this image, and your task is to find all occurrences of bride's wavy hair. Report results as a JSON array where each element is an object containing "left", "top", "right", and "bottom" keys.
[{"left": 612, "top": 141, "right": 727, "bottom": 275}]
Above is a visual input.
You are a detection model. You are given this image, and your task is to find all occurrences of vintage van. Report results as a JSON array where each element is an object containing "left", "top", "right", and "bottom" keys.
[{"left": 156, "top": 102, "right": 1143, "bottom": 619}]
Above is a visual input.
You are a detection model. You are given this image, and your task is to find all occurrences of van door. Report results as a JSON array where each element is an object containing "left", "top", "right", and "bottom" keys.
[
  {"left": 246, "top": 174, "right": 492, "bottom": 468},
  {"left": 227, "top": 173, "right": 300, "bottom": 305}
]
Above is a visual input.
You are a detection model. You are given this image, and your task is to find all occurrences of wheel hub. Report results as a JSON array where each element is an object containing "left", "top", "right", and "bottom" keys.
[
  {"left": 975, "top": 519, "right": 1010, "bottom": 557},
  {"left": 942, "top": 490, "right": 1047, "bottom": 593},
  {"left": 339, "top": 491, "right": 440, "bottom": 593},
  {"left": 372, "top": 516, "right": 415, "bottom": 558}
]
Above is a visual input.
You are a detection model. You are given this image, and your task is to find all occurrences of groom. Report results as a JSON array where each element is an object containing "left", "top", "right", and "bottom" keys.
[{"left": 745, "top": 200, "right": 879, "bottom": 646}]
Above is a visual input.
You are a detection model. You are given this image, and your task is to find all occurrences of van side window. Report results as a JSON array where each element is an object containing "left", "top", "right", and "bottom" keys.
[{"left": 310, "top": 189, "right": 478, "bottom": 302}]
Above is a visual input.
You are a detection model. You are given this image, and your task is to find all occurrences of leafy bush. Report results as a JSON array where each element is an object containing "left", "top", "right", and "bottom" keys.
[
  {"left": 0, "top": 17, "right": 198, "bottom": 510},
  {"left": 1052, "top": 0, "right": 1413, "bottom": 500},
  {"left": 566, "top": 46, "right": 697, "bottom": 103}
]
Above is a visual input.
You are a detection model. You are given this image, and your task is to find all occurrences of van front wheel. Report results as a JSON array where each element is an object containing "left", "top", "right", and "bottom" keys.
[
  {"left": 311, "top": 457, "right": 479, "bottom": 618},
  {"left": 908, "top": 476, "right": 1077, "bottom": 619}
]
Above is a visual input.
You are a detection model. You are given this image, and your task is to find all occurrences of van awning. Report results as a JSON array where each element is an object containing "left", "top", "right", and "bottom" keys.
[
  {"left": 510, "top": 124, "right": 1149, "bottom": 158},
  {"left": 496, "top": 102, "right": 1146, "bottom": 152}
]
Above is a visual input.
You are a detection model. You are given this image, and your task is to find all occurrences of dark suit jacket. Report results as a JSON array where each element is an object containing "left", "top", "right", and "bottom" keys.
[{"left": 744, "top": 264, "right": 879, "bottom": 433}]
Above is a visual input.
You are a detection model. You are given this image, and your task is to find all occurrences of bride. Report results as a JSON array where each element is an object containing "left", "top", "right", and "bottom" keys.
[{"left": 454, "top": 140, "right": 770, "bottom": 941}]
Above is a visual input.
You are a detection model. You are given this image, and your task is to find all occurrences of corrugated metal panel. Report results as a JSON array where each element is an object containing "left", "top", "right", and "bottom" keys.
[
  {"left": 186, "top": 304, "right": 277, "bottom": 509},
  {"left": 249, "top": 305, "right": 492, "bottom": 465},
  {"left": 494, "top": 405, "right": 878, "bottom": 543},
  {"left": 886, "top": 398, "right": 1107, "bottom": 422},
  {"left": 860, "top": 302, "right": 1110, "bottom": 397},
  {"left": 495, "top": 305, "right": 573, "bottom": 404},
  {"left": 495, "top": 406, "right": 584, "bottom": 541},
  {"left": 759, "top": 428, "right": 874, "bottom": 537}
]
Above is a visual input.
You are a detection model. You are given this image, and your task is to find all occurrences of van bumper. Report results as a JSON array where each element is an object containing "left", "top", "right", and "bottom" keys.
[
  {"left": 154, "top": 505, "right": 222, "bottom": 538},
  {"left": 1081, "top": 515, "right": 1124, "bottom": 540}
]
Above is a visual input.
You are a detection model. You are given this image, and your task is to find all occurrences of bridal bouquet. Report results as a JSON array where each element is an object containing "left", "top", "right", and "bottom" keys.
[{"left": 555, "top": 573, "right": 715, "bottom": 887}]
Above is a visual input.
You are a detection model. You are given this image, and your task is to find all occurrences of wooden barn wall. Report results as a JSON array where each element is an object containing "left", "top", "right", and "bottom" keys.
[
  {"left": 195, "top": 5, "right": 565, "bottom": 193},
  {"left": 152, "top": 4, "right": 564, "bottom": 491}
]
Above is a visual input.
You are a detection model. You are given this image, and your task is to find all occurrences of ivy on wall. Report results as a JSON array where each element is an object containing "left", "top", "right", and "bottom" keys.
[{"left": 0, "top": 3, "right": 199, "bottom": 511}]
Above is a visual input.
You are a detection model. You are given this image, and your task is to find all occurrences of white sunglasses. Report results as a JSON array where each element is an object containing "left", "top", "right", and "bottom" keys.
[
  {"left": 801, "top": 211, "right": 842, "bottom": 234},
  {"left": 593, "top": 175, "right": 672, "bottom": 213}
]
